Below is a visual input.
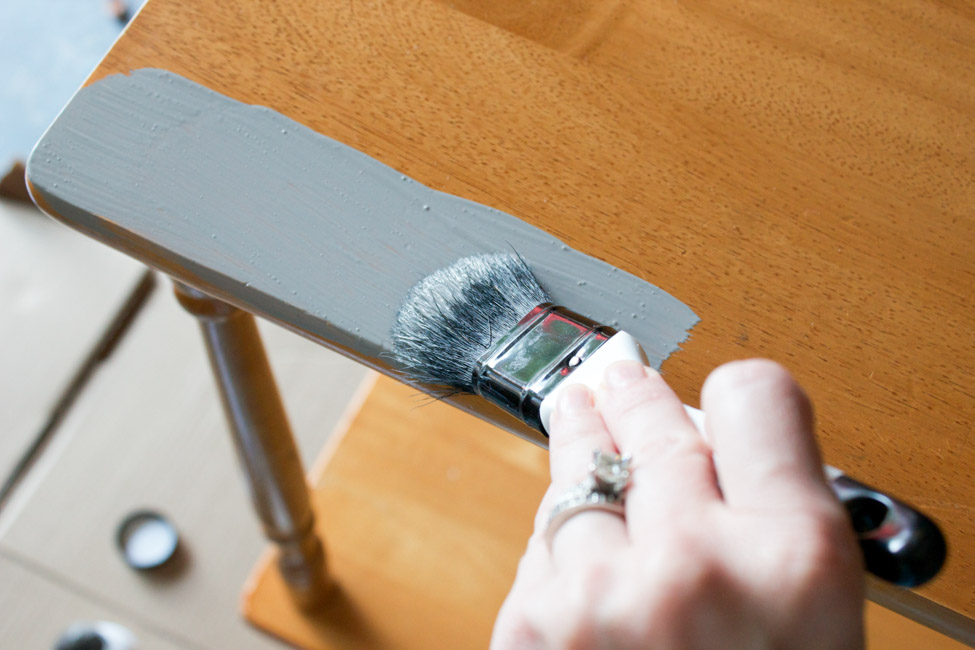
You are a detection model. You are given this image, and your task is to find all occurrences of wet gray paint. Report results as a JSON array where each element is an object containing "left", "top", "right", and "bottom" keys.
[{"left": 28, "top": 68, "right": 698, "bottom": 390}]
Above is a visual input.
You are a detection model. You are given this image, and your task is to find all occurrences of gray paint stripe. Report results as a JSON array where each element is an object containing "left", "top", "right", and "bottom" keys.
[{"left": 28, "top": 68, "right": 698, "bottom": 371}]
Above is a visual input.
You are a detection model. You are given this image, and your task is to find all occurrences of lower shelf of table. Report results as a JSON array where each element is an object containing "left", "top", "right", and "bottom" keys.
[
  {"left": 242, "top": 374, "right": 966, "bottom": 649},
  {"left": 242, "top": 374, "right": 550, "bottom": 649}
]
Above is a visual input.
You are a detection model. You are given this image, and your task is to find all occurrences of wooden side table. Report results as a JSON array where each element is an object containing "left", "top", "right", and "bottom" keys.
[{"left": 26, "top": 0, "right": 975, "bottom": 643}]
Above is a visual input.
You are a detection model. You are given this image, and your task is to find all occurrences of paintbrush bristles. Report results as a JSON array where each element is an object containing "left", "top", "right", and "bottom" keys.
[{"left": 390, "top": 252, "right": 550, "bottom": 391}]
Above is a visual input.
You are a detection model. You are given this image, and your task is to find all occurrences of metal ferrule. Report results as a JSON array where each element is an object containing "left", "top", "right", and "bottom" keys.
[{"left": 472, "top": 303, "right": 616, "bottom": 432}]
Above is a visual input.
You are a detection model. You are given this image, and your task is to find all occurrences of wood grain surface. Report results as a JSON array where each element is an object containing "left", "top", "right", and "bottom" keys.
[
  {"left": 243, "top": 374, "right": 552, "bottom": 650},
  {"left": 29, "top": 0, "right": 975, "bottom": 636}
]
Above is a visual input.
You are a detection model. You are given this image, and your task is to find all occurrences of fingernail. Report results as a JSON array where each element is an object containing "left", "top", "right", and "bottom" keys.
[
  {"left": 604, "top": 361, "right": 647, "bottom": 388},
  {"left": 558, "top": 384, "right": 593, "bottom": 415}
]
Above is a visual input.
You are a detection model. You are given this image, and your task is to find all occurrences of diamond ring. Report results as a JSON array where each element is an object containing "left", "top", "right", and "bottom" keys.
[{"left": 545, "top": 450, "right": 632, "bottom": 548}]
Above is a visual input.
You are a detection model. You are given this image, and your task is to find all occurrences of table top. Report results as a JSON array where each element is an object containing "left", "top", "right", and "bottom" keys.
[{"left": 26, "top": 0, "right": 974, "bottom": 637}]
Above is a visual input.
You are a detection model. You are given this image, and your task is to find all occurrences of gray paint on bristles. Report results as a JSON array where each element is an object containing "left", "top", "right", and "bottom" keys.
[{"left": 28, "top": 68, "right": 698, "bottom": 372}]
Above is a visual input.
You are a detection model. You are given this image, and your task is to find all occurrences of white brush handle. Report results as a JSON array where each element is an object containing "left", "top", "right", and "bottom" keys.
[
  {"left": 539, "top": 332, "right": 648, "bottom": 432},
  {"left": 539, "top": 332, "right": 836, "bottom": 468},
  {"left": 538, "top": 332, "right": 713, "bottom": 441},
  {"left": 537, "top": 332, "right": 945, "bottom": 586}
]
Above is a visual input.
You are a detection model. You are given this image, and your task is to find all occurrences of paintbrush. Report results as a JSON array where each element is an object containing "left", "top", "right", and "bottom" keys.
[{"left": 391, "top": 252, "right": 946, "bottom": 587}]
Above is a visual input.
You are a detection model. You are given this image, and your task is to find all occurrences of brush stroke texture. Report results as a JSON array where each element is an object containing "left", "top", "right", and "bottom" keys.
[{"left": 28, "top": 68, "right": 697, "bottom": 377}]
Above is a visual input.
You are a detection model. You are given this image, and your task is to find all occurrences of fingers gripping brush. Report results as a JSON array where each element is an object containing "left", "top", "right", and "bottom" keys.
[{"left": 391, "top": 252, "right": 946, "bottom": 587}]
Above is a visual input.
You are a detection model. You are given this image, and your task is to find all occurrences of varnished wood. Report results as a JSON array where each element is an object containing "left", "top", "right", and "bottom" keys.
[
  {"left": 243, "top": 374, "right": 551, "bottom": 649},
  {"left": 174, "top": 283, "right": 328, "bottom": 609},
  {"left": 244, "top": 374, "right": 968, "bottom": 650},
  {"left": 30, "top": 0, "right": 975, "bottom": 634},
  {"left": 865, "top": 603, "right": 970, "bottom": 650}
]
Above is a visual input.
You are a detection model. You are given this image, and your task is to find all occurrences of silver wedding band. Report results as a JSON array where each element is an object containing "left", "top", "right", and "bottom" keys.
[
  {"left": 545, "top": 450, "right": 631, "bottom": 548},
  {"left": 545, "top": 488, "right": 626, "bottom": 547}
]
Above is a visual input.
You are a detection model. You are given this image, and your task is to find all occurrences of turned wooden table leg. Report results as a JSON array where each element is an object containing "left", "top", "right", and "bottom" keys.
[{"left": 174, "top": 282, "right": 328, "bottom": 609}]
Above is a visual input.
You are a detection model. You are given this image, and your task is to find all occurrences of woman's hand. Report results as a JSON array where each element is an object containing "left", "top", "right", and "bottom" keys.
[{"left": 492, "top": 359, "right": 864, "bottom": 649}]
